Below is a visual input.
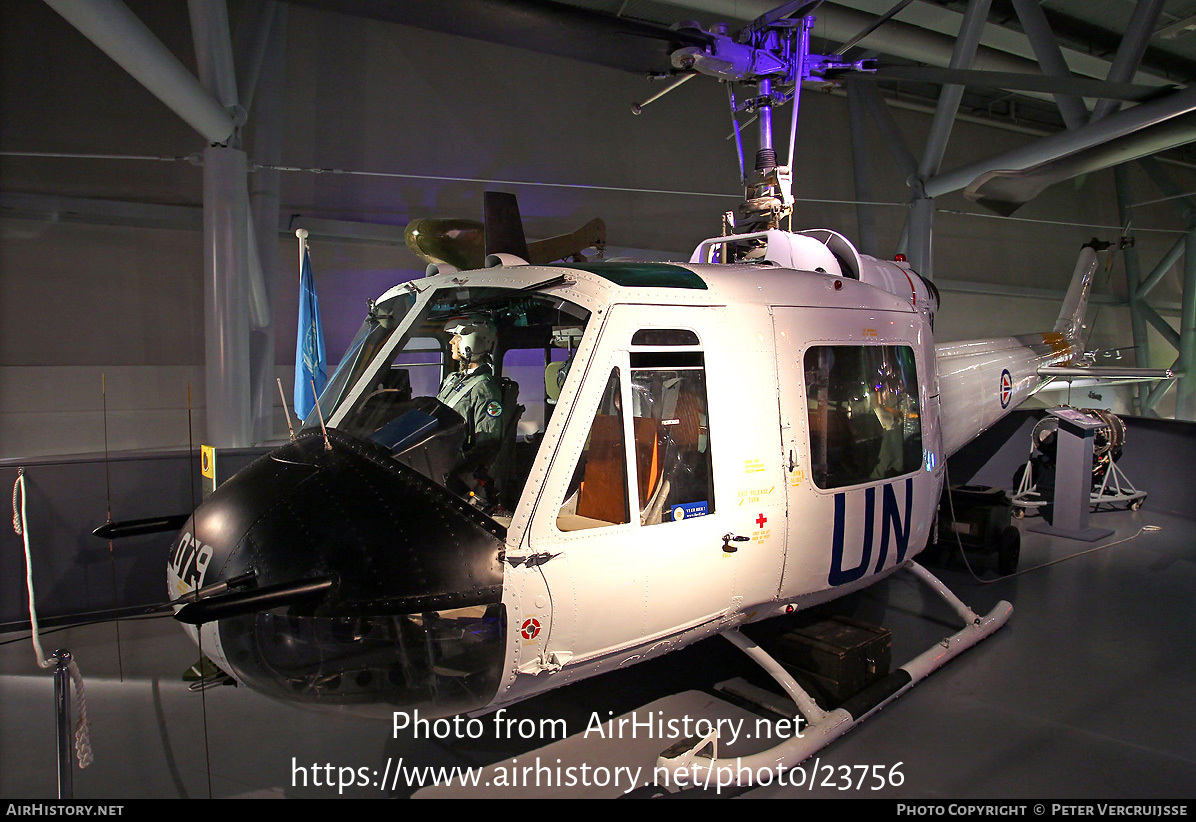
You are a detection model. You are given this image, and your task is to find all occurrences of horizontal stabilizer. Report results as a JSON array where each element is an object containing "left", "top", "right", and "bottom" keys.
[{"left": 1038, "top": 365, "right": 1176, "bottom": 379}]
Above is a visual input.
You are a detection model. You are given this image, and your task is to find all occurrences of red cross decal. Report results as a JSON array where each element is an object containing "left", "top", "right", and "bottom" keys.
[{"left": 756, "top": 513, "right": 767, "bottom": 528}]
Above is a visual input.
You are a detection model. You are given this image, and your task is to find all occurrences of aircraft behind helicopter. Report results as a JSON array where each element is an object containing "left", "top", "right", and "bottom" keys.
[{"left": 163, "top": 0, "right": 1131, "bottom": 783}]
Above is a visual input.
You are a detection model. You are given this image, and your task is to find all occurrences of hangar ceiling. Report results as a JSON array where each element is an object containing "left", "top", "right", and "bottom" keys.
[
  {"left": 289, "top": 0, "right": 1196, "bottom": 140},
  {"left": 8, "top": 1, "right": 1196, "bottom": 222},
  {"left": 3, "top": 0, "right": 1196, "bottom": 438}
]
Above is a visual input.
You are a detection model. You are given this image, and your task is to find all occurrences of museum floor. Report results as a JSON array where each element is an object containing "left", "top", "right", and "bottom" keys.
[{"left": 2, "top": 506, "right": 1193, "bottom": 799}]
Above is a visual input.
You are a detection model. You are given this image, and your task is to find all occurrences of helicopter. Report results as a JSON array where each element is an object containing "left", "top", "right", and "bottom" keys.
[{"left": 162, "top": 0, "right": 1140, "bottom": 786}]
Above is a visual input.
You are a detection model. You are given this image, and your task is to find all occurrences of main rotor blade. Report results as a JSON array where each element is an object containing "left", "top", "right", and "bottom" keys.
[
  {"left": 483, "top": 191, "right": 531, "bottom": 261},
  {"left": 286, "top": 0, "right": 688, "bottom": 74},
  {"left": 868, "top": 66, "right": 1171, "bottom": 102}
]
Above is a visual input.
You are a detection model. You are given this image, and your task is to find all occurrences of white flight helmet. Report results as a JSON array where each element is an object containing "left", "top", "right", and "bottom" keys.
[{"left": 444, "top": 315, "right": 497, "bottom": 362}]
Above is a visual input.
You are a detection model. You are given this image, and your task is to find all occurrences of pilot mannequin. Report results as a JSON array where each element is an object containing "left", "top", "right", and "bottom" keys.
[{"left": 436, "top": 316, "right": 505, "bottom": 455}]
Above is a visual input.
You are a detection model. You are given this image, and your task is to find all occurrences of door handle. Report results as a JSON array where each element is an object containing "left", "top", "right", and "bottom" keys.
[{"left": 722, "top": 533, "right": 750, "bottom": 553}]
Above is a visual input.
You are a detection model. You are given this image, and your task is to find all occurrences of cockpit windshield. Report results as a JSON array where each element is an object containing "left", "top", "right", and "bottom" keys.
[
  {"left": 318, "top": 284, "right": 591, "bottom": 521},
  {"left": 303, "top": 291, "right": 416, "bottom": 430}
]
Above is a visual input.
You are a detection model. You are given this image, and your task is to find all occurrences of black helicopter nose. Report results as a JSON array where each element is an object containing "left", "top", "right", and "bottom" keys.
[{"left": 168, "top": 429, "right": 508, "bottom": 717}]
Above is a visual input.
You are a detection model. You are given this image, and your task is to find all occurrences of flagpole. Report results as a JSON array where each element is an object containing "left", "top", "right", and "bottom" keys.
[
  {"left": 293, "top": 227, "right": 308, "bottom": 421},
  {"left": 292, "top": 227, "right": 327, "bottom": 425},
  {"left": 295, "top": 227, "right": 308, "bottom": 274}
]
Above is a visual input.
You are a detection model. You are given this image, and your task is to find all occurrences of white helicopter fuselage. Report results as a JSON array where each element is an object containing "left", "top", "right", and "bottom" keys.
[
  {"left": 483, "top": 263, "right": 929, "bottom": 704},
  {"left": 401, "top": 239, "right": 1090, "bottom": 712},
  {"left": 172, "top": 231, "right": 1093, "bottom": 730}
]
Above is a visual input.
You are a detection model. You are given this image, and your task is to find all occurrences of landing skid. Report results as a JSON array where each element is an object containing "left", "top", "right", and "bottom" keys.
[
  {"left": 656, "top": 562, "right": 1012, "bottom": 787},
  {"left": 183, "top": 656, "right": 236, "bottom": 691}
]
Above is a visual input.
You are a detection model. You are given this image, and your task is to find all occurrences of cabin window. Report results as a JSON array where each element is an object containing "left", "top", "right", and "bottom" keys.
[
  {"left": 629, "top": 348, "right": 714, "bottom": 526},
  {"left": 804, "top": 345, "right": 922, "bottom": 489},
  {"left": 557, "top": 368, "right": 630, "bottom": 531},
  {"left": 630, "top": 329, "right": 700, "bottom": 346}
]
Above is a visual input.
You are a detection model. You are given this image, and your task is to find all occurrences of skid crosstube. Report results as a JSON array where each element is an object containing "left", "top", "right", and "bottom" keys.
[{"left": 656, "top": 561, "right": 1013, "bottom": 788}]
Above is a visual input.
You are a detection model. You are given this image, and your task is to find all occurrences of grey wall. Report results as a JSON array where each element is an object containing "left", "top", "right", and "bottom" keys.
[
  {"left": 0, "top": 447, "right": 269, "bottom": 631},
  {"left": 1, "top": 0, "right": 1192, "bottom": 459}
]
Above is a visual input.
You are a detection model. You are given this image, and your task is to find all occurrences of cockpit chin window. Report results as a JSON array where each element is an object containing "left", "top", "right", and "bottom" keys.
[{"left": 316, "top": 285, "right": 591, "bottom": 523}]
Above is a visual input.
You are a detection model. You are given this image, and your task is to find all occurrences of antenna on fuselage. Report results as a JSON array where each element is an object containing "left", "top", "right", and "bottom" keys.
[
  {"left": 276, "top": 378, "right": 297, "bottom": 441},
  {"left": 310, "top": 378, "right": 332, "bottom": 451}
]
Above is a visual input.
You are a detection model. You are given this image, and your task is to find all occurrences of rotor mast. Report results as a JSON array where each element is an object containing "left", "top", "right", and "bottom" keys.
[{"left": 649, "top": 2, "right": 874, "bottom": 241}]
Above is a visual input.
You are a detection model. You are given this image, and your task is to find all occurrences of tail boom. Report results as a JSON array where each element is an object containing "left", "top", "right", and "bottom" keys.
[
  {"left": 934, "top": 245, "right": 1099, "bottom": 457},
  {"left": 936, "top": 331, "right": 1078, "bottom": 456}
]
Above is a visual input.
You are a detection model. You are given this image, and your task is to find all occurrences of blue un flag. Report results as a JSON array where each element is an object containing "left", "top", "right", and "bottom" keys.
[{"left": 294, "top": 245, "right": 327, "bottom": 421}]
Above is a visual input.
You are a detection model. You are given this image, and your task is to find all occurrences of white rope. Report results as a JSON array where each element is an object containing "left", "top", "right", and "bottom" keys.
[
  {"left": 12, "top": 469, "right": 93, "bottom": 769},
  {"left": 68, "top": 660, "right": 94, "bottom": 769}
]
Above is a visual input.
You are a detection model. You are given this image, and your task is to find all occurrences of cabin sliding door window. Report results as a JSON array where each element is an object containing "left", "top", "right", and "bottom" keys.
[
  {"left": 557, "top": 368, "right": 630, "bottom": 531},
  {"left": 629, "top": 339, "right": 714, "bottom": 526},
  {"left": 805, "top": 345, "right": 922, "bottom": 489}
]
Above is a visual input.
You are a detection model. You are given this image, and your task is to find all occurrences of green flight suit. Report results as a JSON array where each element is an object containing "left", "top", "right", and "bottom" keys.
[{"left": 436, "top": 363, "right": 505, "bottom": 454}]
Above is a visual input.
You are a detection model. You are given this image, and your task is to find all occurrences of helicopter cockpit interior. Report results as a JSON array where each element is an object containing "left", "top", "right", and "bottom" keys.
[{"left": 303, "top": 285, "right": 592, "bottom": 519}]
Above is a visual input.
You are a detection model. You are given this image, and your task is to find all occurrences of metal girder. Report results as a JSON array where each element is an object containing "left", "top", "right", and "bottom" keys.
[
  {"left": 1139, "top": 300, "right": 1182, "bottom": 350},
  {"left": 1090, "top": 0, "right": 1166, "bottom": 124},
  {"left": 1137, "top": 156, "right": 1196, "bottom": 223},
  {"left": 906, "top": 0, "right": 991, "bottom": 280},
  {"left": 42, "top": 0, "right": 236, "bottom": 144},
  {"left": 203, "top": 146, "right": 253, "bottom": 448},
  {"left": 917, "top": 0, "right": 992, "bottom": 180},
  {"left": 233, "top": 0, "right": 278, "bottom": 117},
  {"left": 188, "top": 0, "right": 240, "bottom": 115},
  {"left": 1178, "top": 227, "right": 1196, "bottom": 418},
  {"left": 0, "top": 192, "right": 202, "bottom": 230},
  {"left": 1114, "top": 165, "right": 1150, "bottom": 412},
  {"left": 247, "top": 2, "right": 287, "bottom": 445},
  {"left": 907, "top": 197, "right": 934, "bottom": 278},
  {"left": 926, "top": 84, "right": 1196, "bottom": 199},
  {"left": 1010, "top": 0, "right": 1087, "bottom": 129},
  {"left": 856, "top": 80, "right": 918, "bottom": 180},
  {"left": 1136, "top": 235, "right": 1185, "bottom": 300},
  {"left": 1142, "top": 360, "right": 1179, "bottom": 414},
  {"left": 1116, "top": 156, "right": 1196, "bottom": 419},
  {"left": 866, "top": 67, "right": 1164, "bottom": 103},
  {"left": 1156, "top": 13, "right": 1196, "bottom": 40}
]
